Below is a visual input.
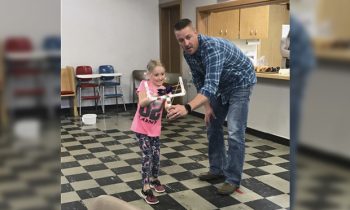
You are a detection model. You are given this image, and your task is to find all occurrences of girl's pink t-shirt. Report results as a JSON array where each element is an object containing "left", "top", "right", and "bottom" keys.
[{"left": 131, "top": 80, "right": 164, "bottom": 137}]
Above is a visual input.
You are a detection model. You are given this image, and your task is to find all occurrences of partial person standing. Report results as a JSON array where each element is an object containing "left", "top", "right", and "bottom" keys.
[
  {"left": 167, "top": 19, "right": 256, "bottom": 194},
  {"left": 281, "top": 31, "right": 290, "bottom": 68},
  {"left": 290, "top": 15, "right": 315, "bottom": 209}
]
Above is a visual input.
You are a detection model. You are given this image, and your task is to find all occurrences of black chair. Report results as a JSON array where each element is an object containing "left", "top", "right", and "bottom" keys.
[{"left": 132, "top": 70, "right": 147, "bottom": 105}]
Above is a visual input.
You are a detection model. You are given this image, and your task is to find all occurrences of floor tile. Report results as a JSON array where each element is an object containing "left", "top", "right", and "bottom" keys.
[
  {"left": 61, "top": 201, "right": 87, "bottom": 210},
  {"left": 241, "top": 178, "right": 284, "bottom": 197},
  {"left": 170, "top": 190, "right": 217, "bottom": 209},
  {"left": 76, "top": 187, "right": 106, "bottom": 200},
  {"left": 245, "top": 199, "right": 282, "bottom": 210},
  {"left": 61, "top": 191, "right": 81, "bottom": 204},
  {"left": 95, "top": 176, "right": 123, "bottom": 186},
  {"left": 193, "top": 185, "right": 240, "bottom": 208},
  {"left": 71, "top": 179, "right": 99, "bottom": 191},
  {"left": 65, "top": 173, "right": 93, "bottom": 183},
  {"left": 112, "top": 190, "right": 140, "bottom": 202},
  {"left": 255, "top": 175, "right": 290, "bottom": 194},
  {"left": 138, "top": 194, "right": 179, "bottom": 209},
  {"left": 266, "top": 194, "right": 290, "bottom": 208}
]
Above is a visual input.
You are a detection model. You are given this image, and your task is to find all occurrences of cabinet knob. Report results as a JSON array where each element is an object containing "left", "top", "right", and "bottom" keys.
[
  {"left": 220, "top": 29, "right": 223, "bottom": 35},
  {"left": 254, "top": 29, "right": 257, "bottom": 35},
  {"left": 250, "top": 30, "right": 253, "bottom": 35}
]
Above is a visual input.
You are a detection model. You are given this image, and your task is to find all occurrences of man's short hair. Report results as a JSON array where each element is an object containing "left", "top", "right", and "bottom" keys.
[{"left": 174, "top": 18, "right": 192, "bottom": 31}]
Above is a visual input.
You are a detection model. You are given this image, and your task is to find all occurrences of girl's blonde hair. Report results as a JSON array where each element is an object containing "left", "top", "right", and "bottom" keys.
[{"left": 146, "top": 59, "right": 164, "bottom": 72}]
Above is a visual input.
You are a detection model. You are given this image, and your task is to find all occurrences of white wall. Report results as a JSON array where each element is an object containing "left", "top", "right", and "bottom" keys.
[
  {"left": 0, "top": 0, "right": 60, "bottom": 46},
  {"left": 248, "top": 79, "right": 290, "bottom": 138},
  {"left": 61, "top": 0, "right": 159, "bottom": 107},
  {"left": 300, "top": 64, "right": 350, "bottom": 158}
]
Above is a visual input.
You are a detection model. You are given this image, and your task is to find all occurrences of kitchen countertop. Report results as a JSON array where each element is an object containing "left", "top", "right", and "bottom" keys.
[{"left": 255, "top": 72, "right": 290, "bottom": 80}]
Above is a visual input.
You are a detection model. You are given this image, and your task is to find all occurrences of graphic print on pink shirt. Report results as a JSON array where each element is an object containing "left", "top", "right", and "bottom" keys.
[
  {"left": 131, "top": 80, "right": 164, "bottom": 137},
  {"left": 138, "top": 99, "right": 163, "bottom": 124}
]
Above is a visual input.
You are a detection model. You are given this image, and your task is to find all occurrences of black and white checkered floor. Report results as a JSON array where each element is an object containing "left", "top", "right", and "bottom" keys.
[{"left": 61, "top": 110, "right": 290, "bottom": 210}]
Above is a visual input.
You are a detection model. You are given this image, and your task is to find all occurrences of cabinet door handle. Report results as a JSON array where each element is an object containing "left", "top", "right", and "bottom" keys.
[
  {"left": 225, "top": 29, "right": 227, "bottom": 35},
  {"left": 220, "top": 29, "right": 223, "bottom": 35},
  {"left": 250, "top": 30, "right": 253, "bottom": 35},
  {"left": 254, "top": 29, "right": 257, "bottom": 35}
]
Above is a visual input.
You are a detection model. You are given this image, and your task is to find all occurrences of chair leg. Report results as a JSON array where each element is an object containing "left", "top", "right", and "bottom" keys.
[
  {"left": 118, "top": 86, "right": 127, "bottom": 112},
  {"left": 115, "top": 86, "right": 118, "bottom": 112},
  {"left": 102, "top": 86, "right": 105, "bottom": 114},
  {"left": 133, "top": 81, "right": 135, "bottom": 104},
  {"left": 93, "top": 87, "right": 97, "bottom": 111},
  {"left": 0, "top": 100, "right": 8, "bottom": 129},
  {"left": 73, "top": 96, "right": 78, "bottom": 117},
  {"left": 96, "top": 85, "right": 102, "bottom": 113},
  {"left": 122, "top": 97, "right": 127, "bottom": 111},
  {"left": 79, "top": 87, "right": 82, "bottom": 116},
  {"left": 133, "top": 81, "right": 137, "bottom": 109}
]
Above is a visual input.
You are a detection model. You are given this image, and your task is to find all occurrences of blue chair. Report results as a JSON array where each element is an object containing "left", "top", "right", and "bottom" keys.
[
  {"left": 43, "top": 36, "right": 61, "bottom": 73},
  {"left": 99, "top": 65, "right": 126, "bottom": 113},
  {"left": 43, "top": 36, "right": 61, "bottom": 51}
]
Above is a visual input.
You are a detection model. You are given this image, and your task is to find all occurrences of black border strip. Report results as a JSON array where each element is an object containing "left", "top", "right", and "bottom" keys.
[
  {"left": 246, "top": 127, "right": 290, "bottom": 146},
  {"left": 298, "top": 144, "right": 350, "bottom": 169}
]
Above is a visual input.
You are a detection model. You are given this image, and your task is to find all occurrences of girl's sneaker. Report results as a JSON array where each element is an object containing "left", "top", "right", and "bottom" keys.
[
  {"left": 140, "top": 189, "right": 159, "bottom": 205},
  {"left": 150, "top": 180, "right": 166, "bottom": 193}
]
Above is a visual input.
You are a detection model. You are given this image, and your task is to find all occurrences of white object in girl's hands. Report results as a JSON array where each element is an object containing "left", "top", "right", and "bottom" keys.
[{"left": 144, "top": 76, "right": 186, "bottom": 106}]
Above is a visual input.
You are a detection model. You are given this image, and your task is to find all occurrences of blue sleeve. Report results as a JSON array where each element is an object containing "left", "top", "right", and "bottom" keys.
[{"left": 200, "top": 44, "right": 224, "bottom": 101}]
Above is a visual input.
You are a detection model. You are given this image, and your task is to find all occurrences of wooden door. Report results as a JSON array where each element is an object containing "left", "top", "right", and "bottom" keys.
[
  {"left": 159, "top": 3, "right": 181, "bottom": 74},
  {"left": 159, "top": 1, "right": 182, "bottom": 104}
]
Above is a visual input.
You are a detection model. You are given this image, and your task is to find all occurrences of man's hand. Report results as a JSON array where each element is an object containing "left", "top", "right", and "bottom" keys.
[
  {"left": 204, "top": 105, "right": 216, "bottom": 126},
  {"left": 166, "top": 104, "right": 188, "bottom": 120}
]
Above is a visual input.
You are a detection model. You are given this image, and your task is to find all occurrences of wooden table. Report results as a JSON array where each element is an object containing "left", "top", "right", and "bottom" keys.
[{"left": 76, "top": 73, "right": 122, "bottom": 79}]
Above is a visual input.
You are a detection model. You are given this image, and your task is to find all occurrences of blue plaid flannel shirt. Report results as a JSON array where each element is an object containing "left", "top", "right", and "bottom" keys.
[{"left": 184, "top": 34, "right": 256, "bottom": 104}]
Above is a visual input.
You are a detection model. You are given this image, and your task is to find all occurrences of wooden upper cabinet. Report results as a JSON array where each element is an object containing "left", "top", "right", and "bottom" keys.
[
  {"left": 208, "top": 10, "right": 239, "bottom": 40},
  {"left": 208, "top": 12, "right": 222, "bottom": 37},
  {"left": 240, "top": 6, "right": 269, "bottom": 39}
]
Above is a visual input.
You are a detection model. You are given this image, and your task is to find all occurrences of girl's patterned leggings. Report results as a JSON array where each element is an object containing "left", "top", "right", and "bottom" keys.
[{"left": 135, "top": 133, "right": 160, "bottom": 185}]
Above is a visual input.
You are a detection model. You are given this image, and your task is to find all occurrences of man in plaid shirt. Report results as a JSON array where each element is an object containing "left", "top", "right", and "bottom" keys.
[{"left": 167, "top": 18, "right": 256, "bottom": 195}]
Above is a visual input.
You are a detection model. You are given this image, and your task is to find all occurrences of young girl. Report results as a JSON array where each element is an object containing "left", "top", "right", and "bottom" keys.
[{"left": 131, "top": 60, "right": 170, "bottom": 205}]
